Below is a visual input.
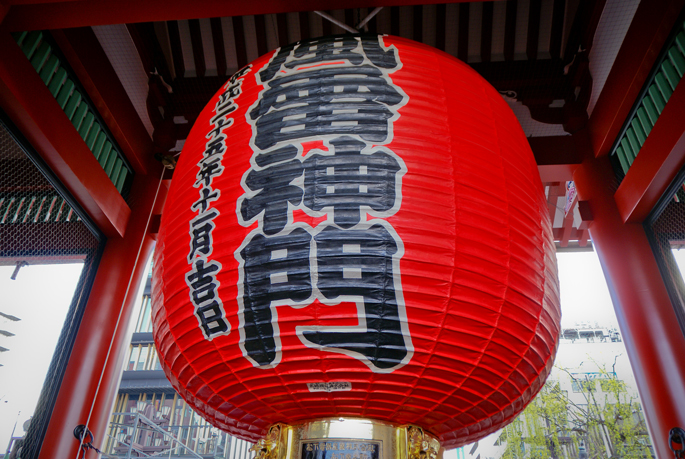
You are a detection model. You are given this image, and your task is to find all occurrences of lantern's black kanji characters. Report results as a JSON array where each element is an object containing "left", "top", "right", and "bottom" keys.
[
  {"left": 249, "top": 65, "right": 404, "bottom": 151},
  {"left": 186, "top": 259, "right": 229, "bottom": 338},
  {"left": 195, "top": 157, "right": 224, "bottom": 187},
  {"left": 303, "top": 136, "right": 402, "bottom": 228},
  {"left": 258, "top": 35, "right": 399, "bottom": 83},
  {"left": 188, "top": 209, "right": 218, "bottom": 261},
  {"left": 288, "top": 36, "right": 364, "bottom": 68},
  {"left": 240, "top": 158, "right": 304, "bottom": 235},
  {"left": 207, "top": 116, "right": 233, "bottom": 139},
  {"left": 222, "top": 81, "right": 243, "bottom": 102},
  {"left": 191, "top": 186, "right": 220, "bottom": 213},
  {"left": 204, "top": 135, "right": 226, "bottom": 158},
  {"left": 257, "top": 36, "right": 361, "bottom": 83},
  {"left": 304, "top": 223, "right": 408, "bottom": 370},
  {"left": 239, "top": 228, "right": 313, "bottom": 366},
  {"left": 359, "top": 36, "right": 400, "bottom": 69},
  {"left": 230, "top": 65, "right": 252, "bottom": 84},
  {"left": 255, "top": 144, "right": 299, "bottom": 168}
]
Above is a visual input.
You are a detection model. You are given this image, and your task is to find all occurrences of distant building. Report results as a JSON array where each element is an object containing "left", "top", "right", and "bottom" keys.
[
  {"left": 103, "top": 275, "right": 254, "bottom": 459},
  {"left": 561, "top": 325, "right": 622, "bottom": 344}
]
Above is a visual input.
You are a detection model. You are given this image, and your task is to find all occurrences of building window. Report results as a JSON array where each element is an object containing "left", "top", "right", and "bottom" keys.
[
  {"left": 127, "top": 344, "right": 160, "bottom": 371},
  {"left": 135, "top": 295, "right": 153, "bottom": 333}
]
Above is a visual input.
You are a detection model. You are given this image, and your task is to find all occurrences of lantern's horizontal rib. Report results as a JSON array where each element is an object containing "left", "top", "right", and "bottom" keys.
[
  {"left": 13, "top": 31, "right": 134, "bottom": 199},
  {"left": 610, "top": 20, "right": 685, "bottom": 179}
]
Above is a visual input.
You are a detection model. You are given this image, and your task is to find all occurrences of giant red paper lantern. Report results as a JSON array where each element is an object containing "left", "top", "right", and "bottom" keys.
[{"left": 152, "top": 35, "right": 560, "bottom": 448}]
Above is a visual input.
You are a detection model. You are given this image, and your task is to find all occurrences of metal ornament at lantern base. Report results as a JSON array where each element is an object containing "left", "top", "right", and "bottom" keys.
[{"left": 250, "top": 418, "right": 443, "bottom": 459}]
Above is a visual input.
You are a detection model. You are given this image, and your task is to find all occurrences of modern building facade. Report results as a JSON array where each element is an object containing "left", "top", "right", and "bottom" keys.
[
  {"left": 103, "top": 275, "right": 254, "bottom": 459},
  {"left": 2, "top": 1, "right": 685, "bottom": 458}
]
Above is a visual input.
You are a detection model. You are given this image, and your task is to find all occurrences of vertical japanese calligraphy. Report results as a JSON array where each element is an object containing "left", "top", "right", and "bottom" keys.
[
  {"left": 235, "top": 36, "right": 412, "bottom": 372},
  {"left": 187, "top": 65, "right": 252, "bottom": 340}
]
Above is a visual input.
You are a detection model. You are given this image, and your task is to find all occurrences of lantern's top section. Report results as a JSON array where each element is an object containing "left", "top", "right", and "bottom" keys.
[{"left": 152, "top": 34, "right": 560, "bottom": 449}]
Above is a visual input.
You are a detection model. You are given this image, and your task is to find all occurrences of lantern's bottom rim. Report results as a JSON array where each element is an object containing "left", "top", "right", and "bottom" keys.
[{"left": 253, "top": 417, "right": 443, "bottom": 459}]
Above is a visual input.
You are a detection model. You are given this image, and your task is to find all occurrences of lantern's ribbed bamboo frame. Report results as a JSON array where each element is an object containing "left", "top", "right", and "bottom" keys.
[{"left": 250, "top": 418, "right": 443, "bottom": 459}]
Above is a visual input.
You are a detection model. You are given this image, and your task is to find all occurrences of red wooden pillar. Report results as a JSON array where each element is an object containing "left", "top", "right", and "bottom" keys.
[
  {"left": 573, "top": 139, "right": 685, "bottom": 459},
  {"left": 0, "top": 20, "right": 165, "bottom": 457},
  {"left": 37, "top": 171, "right": 163, "bottom": 459}
]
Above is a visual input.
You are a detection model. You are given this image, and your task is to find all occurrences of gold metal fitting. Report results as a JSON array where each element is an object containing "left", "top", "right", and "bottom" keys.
[
  {"left": 252, "top": 418, "right": 443, "bottom": 459},
  {"left": 251, "top": 424, "right": 284, "bottom": 459},
  {"left": 406, "top": 426, "right": 441, "bottom": 459}
]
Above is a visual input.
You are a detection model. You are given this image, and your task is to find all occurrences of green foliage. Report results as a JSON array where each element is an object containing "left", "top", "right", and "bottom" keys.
[{"left": 498, "top": 365, "right": 653, "bottom": 459}]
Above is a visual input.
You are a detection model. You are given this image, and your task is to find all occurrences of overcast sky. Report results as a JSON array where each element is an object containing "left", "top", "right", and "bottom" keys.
[
  {"left": 1, "top": 249, "right": 684, "bottom": 452},
  {"left": 0, "top": 263, "right": 84, "bottom": 453}
]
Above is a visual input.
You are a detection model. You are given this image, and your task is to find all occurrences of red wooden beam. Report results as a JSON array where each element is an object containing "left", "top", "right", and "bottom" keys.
[
  {"left": 587, "top": 0, "right": 685, "bottom": 157},
  {"left": 530, "top": 136, "right": 581, "bottom": 164},
  {"left": 38, "top": 171, "right": 161, "bottom": 459},
  {"left": 573, "top": 152, "right": 685, "bottom": 459},
  {"left": 51, "top": 28, "right": 156, "bottom": 175},
  {"left": 614, "top": 78, "right": 685, "bottom": 223},
  {"left": 577, "top": 229, "right": 589, "bottom": 247},
  {"left": 3, "top": 0, "right": 501, "bottom": 31},
  {"left": 0, "top": 27, "right": 130, "bottom": 237},
  {"left": 577, "top": 200, "right": 593, "bottom": 229},
  {"left": 546, "top": 181, "right": 565, "bottom": 224},
  {"left": 529, "top": 135, "right": 582, "bottom": 182},
  {"left": 552, "top": 227, "right": 586, "bottom": 241},
  {"left": 0, "top": 2, "right": 9, "bottom": 24},
  {"left": 538, "top": 163, "right": 578, "bottom": 183}
]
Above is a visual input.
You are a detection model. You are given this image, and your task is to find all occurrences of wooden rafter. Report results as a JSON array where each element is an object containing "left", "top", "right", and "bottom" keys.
[{"left": 2, "top": 0, "right": 498, "bottom": 31}]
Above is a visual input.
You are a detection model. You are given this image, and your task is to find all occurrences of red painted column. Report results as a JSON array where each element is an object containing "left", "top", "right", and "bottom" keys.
[
  {"left": 37, "top": 168, "right": 164, "bottom": 459},
  {"left": 573, "top": 137, "right": 685, "bottom": 459}
]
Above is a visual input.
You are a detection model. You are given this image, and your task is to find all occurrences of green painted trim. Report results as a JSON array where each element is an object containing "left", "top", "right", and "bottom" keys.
[
  {"left": 92, "top": 132, "right": 107, "bottom": 160},
  {"left": 63, "top": 90, "right": 82, "bottom": 119},
  {"left": 13, "top": 31, "right": 134, "bottom": 197},
  {"left": 616, "top": 146, "right": 629, "bottom": 173},
  {"left": 47, "top": 68, "right": 67, "bottom": 97},
  {"left": 0, "top": 192, "right": 76, "bottom": 224},
  {"left": 21, "top": 31, "right": 42, "bottom": 59},
  {"left": 636, "top": 107, "right": 653, "bottom": 137},
  {"left": 611, "top": 20, "right": 685, "bottom": 175},
  {"left": 631, "top": 118, "right": 647, "bottom": 146},
  {"left": 30, "top": 41, "right": 51, "bottom": 72},
  {"left": 39, "top": 55, "right": 60, "bottom": 85},
  {"left": 56, "top": 79, "right": 75, "bottom": 109}
]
